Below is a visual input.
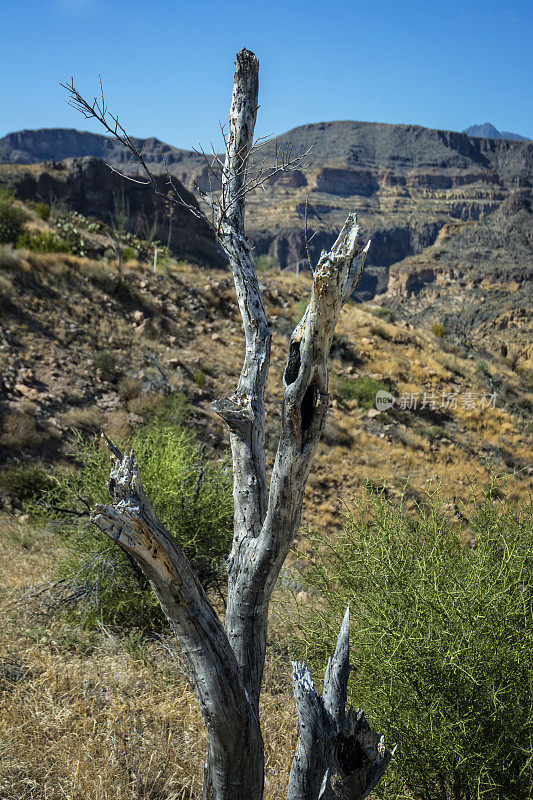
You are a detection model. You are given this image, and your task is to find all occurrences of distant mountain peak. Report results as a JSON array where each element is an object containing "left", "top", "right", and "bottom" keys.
[{"left": 464, "top": 123, "right": 529, "bottom": 141}]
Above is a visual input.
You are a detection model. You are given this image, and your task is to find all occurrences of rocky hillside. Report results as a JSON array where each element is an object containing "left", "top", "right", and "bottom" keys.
[
  {"left": 1, "top": 124, "right": 531, "bottom": 300},
  {"left": 380, "top": 191, "right": 533, "bottom": 363},
  {"left": 0, "top": 198, "right": 531, "bottom": 530}
]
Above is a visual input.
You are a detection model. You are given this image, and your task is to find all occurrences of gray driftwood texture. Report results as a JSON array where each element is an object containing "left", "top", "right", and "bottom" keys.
[{"left": 90, "top": 48, "right": 392, "bottom": 800}]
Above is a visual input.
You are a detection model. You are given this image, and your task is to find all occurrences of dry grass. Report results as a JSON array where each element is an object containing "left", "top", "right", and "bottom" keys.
[
  {"left": 0, "top": 517, "right": 298, "bottom": 800},
  {"left": 0, "top": 408, "right": 47, "bottom": 453}
]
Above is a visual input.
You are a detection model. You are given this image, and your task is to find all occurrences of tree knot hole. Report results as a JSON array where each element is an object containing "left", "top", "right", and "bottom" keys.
[{"left": 284, "top": 340, "right": 301, "bottom": 386}]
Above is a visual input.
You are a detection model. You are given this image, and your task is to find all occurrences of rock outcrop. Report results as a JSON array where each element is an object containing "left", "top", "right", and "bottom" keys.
[{"left": 1, "top": 158, "right": 225, "bottom": 268}]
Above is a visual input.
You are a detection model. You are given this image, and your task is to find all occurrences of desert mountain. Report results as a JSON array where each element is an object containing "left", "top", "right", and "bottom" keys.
[
  {"left": 464, "top": 123, "right": 529, "bottom": 141},
  {"left": 0, "top": 152, "right": 531, "bottom": 526},
  {"left": 1, "top": 122, "right": 532, "bottom": 300},
  {"left": 0, "top": 158, "right": 224, "bottom": 268}
]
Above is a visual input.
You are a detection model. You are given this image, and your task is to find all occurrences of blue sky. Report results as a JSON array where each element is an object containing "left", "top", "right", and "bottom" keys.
[{"left": 2, "top": 0, "right": 532, "bottom": 149}]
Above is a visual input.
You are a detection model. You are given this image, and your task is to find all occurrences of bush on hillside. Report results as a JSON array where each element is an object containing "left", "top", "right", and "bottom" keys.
[
  {"left": 0, "top": 197, "right": 28, "bottom": 244},
  {"left": 290, "top": 482, "right": 533, "bottom": 800},
  {"left": 432, "top": 322, "right": 448, "bottom": 338},
  {"left": 330, "top": 373, "right": 392, "bottom": 408},
  {"left": 44, "top": 424, "right": 234, "bottom": 628},
  {"left": 25, "top": 200, "right": 51, "bottom": 221},
  {"left": 17, "top": 230, "right": 72, "bottom": 253},
  {"left": 373, "top": 306, "right": 396, "bottom": 323},
  {"left": 255, "top": 254, "right": 281, "bottom": 272},
  {"left": 0, "top": 462, "right": 52, "bottom": 510}
]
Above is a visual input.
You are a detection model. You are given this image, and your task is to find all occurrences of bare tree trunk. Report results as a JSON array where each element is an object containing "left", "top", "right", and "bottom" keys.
[{"left": 87, "top": 48, "right": 392, "bottom": 800}]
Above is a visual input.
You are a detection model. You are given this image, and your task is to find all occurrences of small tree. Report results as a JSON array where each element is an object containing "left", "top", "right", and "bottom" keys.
[{"left": 63, "top": 49, "right": 392, "bottom": 800}]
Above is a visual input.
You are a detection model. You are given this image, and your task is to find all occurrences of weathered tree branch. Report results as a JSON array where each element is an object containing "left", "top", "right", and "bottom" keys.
[
  {"left": 220, "top": 212, "right": 370, "bottom": 716},
  {"left": 210, "top": 51, "right": 273, "bottom": 711},
  {"left": 61, "top": 76, "right": 207, "bottom": 221},
  {"left": 90, "top": 451, "right": 264, "bottom": 800}
]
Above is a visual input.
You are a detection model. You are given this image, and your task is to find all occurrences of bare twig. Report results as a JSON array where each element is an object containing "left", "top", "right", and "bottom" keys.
[
  {"left": 61, "top": 76, "right": 312, "bottom": 238},
  {"left": 61, "top": 76, "right": 208, "bottom": 222}
]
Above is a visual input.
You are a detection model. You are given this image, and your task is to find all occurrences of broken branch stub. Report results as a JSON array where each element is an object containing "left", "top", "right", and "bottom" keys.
[{"left": 288, "top": 608, "right": 393, "bottom": 800}]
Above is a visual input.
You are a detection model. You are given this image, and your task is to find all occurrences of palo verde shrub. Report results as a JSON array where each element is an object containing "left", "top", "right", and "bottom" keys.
[
  {"left": 290, "top": 483, "right": 533, "bottom": 800},
  {"left": 44, "top": 424, "right": 233, "bottom": 628}
]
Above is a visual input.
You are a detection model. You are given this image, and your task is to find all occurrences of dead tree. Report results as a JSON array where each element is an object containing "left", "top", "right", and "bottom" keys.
[{"left": 66, "top": 49, "right": 392, "bottom": 800}]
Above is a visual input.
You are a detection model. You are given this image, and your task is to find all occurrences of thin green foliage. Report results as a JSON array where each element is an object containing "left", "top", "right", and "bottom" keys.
[
  {"left": 25, "top": 200, "right": 51, "bottom": 221},
  {"left": 330, "top": 374, "right": 392, "bottom": 408},
  {"left": 17, "top": 230, "right": 72, "bottom": 253},
  {"left": 0, "top": 197, "right": 28, "bottom": 244},
  {"left": 290, "top": 481, "right": 533, "bottom": 800},
  {"left": 43, "top": 423, "right": 233, "bottom": 628},
  {"left": 255, "top": 254, "right": 281, "bottom": 272}
]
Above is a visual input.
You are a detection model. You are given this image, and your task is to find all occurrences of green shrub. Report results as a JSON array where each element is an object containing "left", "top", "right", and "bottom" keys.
[
  {"left": 0, "top": 462, "right": 52, "bottom": 509},
  {"left": 290, "top": 484, "right": 533, "bottom": 800},
  {"left": 0, "top": 199, "right": 28, "bottom": 244},
  {"left": 150, "top": 392, "right": 190, "bottom": 425},
  {"left": 418, "top": 424, "right": 448, "bottom": 442},
  {"left": 17, "top": 230, "right": 71, "bottom": 253},
  {"left": 373, "top": 306, "right": 396, "bottom": 323},
  {"left": 45, "top": 424, "right": 233, "bottom": 628},
  {"left": 122, "top": 246, "right": 135, "bottom": 261},
  {"left": 432, "top": 322, "right": 448, "bottom": 338},
  {"left": 158, "top": 255, "right": 174, "bottom": 275},
  {"left": 330, "top": 374, "right": 392, "bottom": 408},
  {"left": 93, "top": 350, "right": 117, "bottom": 375},
  {"left": 193, "top": 370, "right": 206, "bottom": 389},
  {"left": 26, "top": 201, "right": 51, "bottom": 221},
  {"left": 255, "top": 254, "right": 281, "bottom": 272}
]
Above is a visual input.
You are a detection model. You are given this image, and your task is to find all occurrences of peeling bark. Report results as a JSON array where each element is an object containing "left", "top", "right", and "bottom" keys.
[{"left": 91, "top": 451, "right": 263, "bottom": 800}]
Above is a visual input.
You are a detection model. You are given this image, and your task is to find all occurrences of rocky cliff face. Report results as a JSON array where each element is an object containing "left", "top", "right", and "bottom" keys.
[
  {"left": 0, "top": 158, "right": 225, "bottom": 268},
  {"left": 381, "top": 191, "right": 533, "bottom": 363}
]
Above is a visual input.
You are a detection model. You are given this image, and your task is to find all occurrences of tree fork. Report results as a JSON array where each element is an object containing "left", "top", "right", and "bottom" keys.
[{"left": 75, "top": 47, "right": 392, "bottom": 800}]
